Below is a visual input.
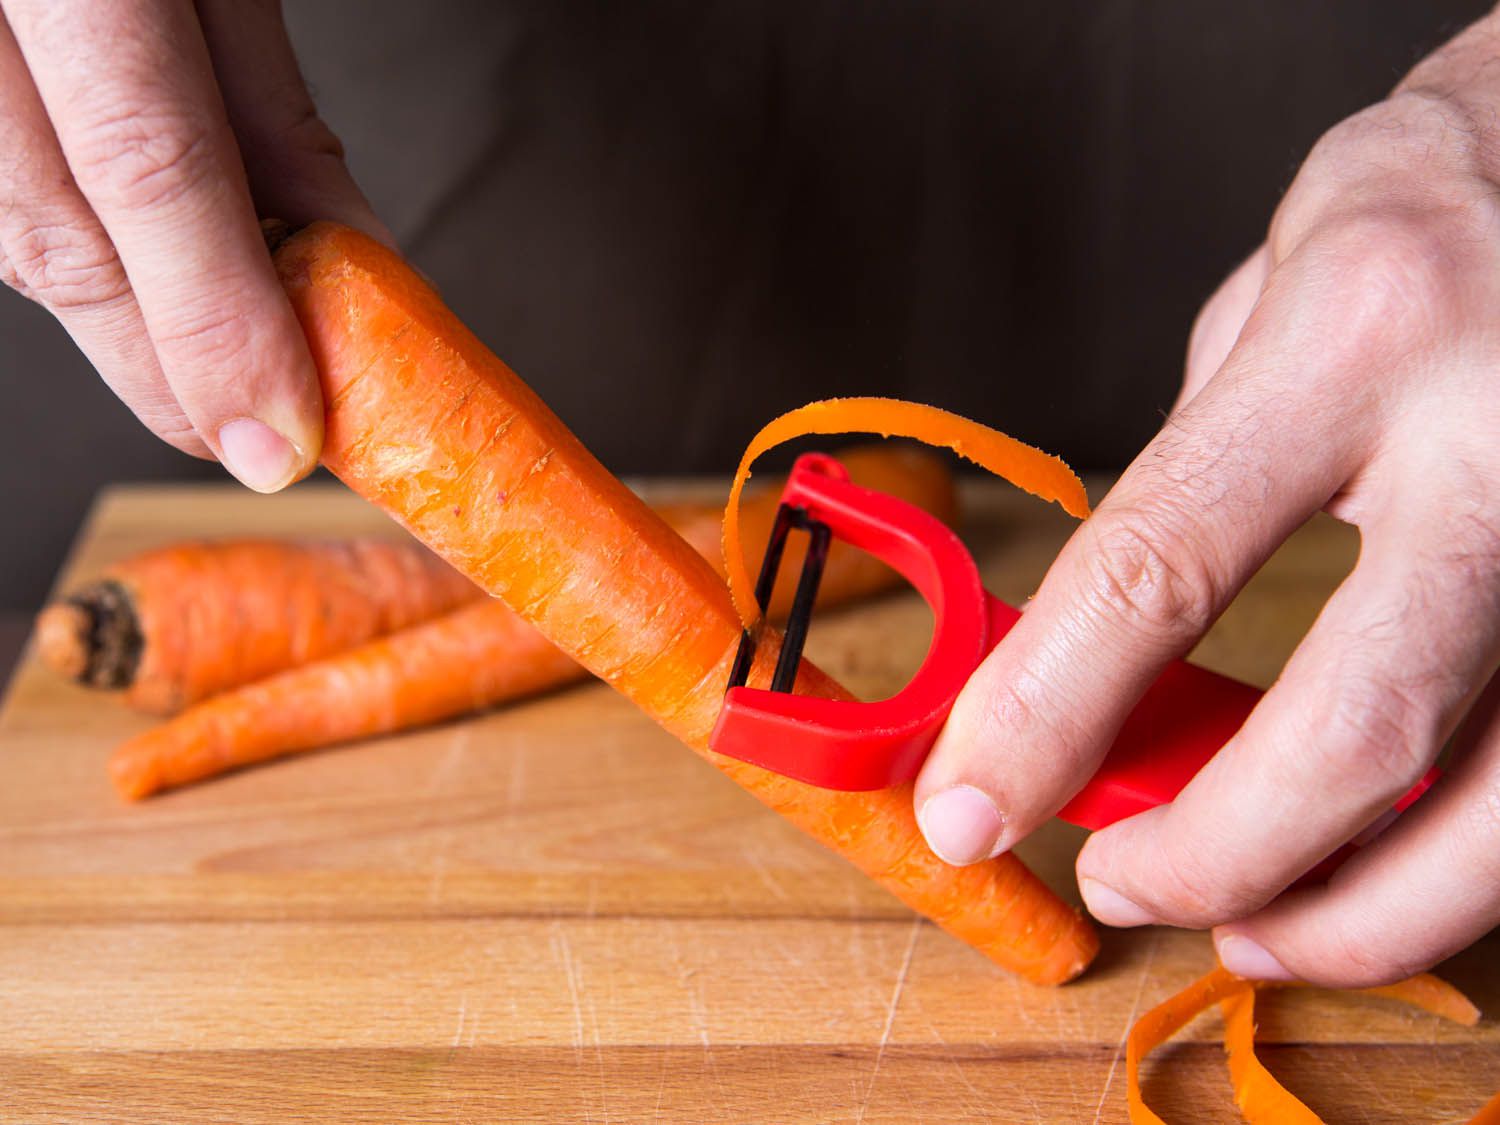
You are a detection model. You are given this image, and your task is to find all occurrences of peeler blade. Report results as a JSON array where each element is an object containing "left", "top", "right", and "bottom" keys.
[{"left": 726, "top": 503, "right": 831, "bottom": 694}]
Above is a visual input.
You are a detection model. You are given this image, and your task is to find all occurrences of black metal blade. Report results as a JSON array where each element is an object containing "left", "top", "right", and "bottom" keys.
[{"left": 726, "top": 503, "right": 831, "bottom": 694}]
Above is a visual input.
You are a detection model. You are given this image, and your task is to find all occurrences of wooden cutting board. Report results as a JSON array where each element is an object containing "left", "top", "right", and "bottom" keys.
[{"left": 2, "top": 480, "right": 1496, "bottom": 1124}]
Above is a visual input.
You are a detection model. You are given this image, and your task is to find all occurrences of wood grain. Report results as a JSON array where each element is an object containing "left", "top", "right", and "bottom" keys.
[{"left": 1, "top": 479, "right": 1496, "bottom": 1124}]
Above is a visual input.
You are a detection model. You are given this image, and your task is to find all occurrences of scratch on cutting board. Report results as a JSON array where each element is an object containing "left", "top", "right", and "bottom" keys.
[
  {"left": 505, "top": 739, "right": 529, "bottom": 815},
  {"left": 1091, "top": 930, "right": 1162, "bottom": 1124},
  {"left": 651, "top": 1048, "right": 670, "bottom": 1118},
  {"left": 925, "top": 1018, "right": 983, "bottom": 1109},
  {"left": 588, "top": 984, "right": 612, "bottom": 1125},
  {"left": 552, "top": 923, "right": 587, "bottom": 1050},
  {"left": 741, "top": 844, "right": 791, "bottom": 904},
  {"left": 668, "top": 925, "right": 729, "bottom": 1112},
  {"left": 450, "top": 994, "right": 469, "bottom": 1050},
  {"left": 425, "top": 728, "right": 472, "bottom": 794},
  {"left": 550, "top": 921, "right": 596, "bottom": 1125},
  {"left": 855, "top": 915, "right": 923, "bottom": 1125}
]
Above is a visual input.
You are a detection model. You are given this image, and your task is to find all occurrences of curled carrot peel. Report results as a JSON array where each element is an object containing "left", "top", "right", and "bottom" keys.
[
  {"left": 1127, "top": 964, "right": 1487, "bottom": 1124},
  {"left": 722, "top": 398, "right": 1092, "bottom": 626},
  {"left": 1219, "top": 988, "right": 1324, "bottom": 1125},
  {"left": 1126, "top": 966, "right": 1247, "bottom": 1125}
]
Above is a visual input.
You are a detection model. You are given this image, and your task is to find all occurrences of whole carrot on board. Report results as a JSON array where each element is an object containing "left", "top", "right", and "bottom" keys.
[
  {"left": 110, "top": 444, "right": 957, "bottom": 800},
  {"left": 269, "top": 220, "right": 1097, "bottom": 986},
  {"left": 35, "top": 538, "right": 482, "bottom": 714},
  {"left": 110, "top": 597, "right": 580, "bottom": 800}
]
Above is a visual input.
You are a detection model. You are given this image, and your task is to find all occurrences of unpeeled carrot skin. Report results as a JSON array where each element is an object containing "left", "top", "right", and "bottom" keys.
[
  {"left": 110, "top": 598, "right": 583, "bottom": 800},
  {"left": 111, "top": 445, "right": 956, "bottom": 801},
  {"left": 39, "top": 538, "right": 482, "bottom": 714},
  {"left": 273, "top": 221, "right": 1096, "bottom": 986}
]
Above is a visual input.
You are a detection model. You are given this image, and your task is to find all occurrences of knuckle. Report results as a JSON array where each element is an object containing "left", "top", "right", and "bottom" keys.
[
  {"left": 1144, "top": 845, "right": 1261, "bottom": 927},
  {"left": 969, "top": 660, "right": 1095, "bottom": 773},
  {"left": 151, "top": 303, "right": 256, "bottom": 373},
  {"left": 1427, "top": 464, "right": 1500, "bottom": 582},
  {"left": 1323, "top": 926, "right": 1424, "bottom": 988},
  {"left": 0, "top": 216, "right": 131, "bottom": 311},
  {"left": 1312, "top": 672, "right": 1435, "bottom": 793},
  {"left": 1080, "top": 510, "right": 1220, "bottom": 643},
  {"left": 69, "top": 107, "right": 222, "bottom": 213},
  {"left": 1315, "top": 213, "right": 1462, "bottom": 330},
  {"left": 1270, "top": 93, "right": 1492, "bottom": 291}
]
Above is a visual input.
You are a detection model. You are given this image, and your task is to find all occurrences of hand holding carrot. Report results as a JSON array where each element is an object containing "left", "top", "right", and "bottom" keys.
[{"left": 0, "top": 0, "right": 388, "bottom": 490}]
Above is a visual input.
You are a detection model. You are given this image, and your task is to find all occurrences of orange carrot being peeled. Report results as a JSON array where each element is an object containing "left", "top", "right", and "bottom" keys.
[
  {"left": 110, "top": 445, "right": 957, "bottom": 800},
  {"left": 36, "top": 538, "right": 482, "bottom": 714},
  {"left": 269, "top": 220, "right": 1096, "bottom": 986}
]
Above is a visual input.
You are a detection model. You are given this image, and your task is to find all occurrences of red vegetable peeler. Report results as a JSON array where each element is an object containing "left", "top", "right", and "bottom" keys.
[{"left": 710, "top": 453, "right": 1435, "bottom": 847}]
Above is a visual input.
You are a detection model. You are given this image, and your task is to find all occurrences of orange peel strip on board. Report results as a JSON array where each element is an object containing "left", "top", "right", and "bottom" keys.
[{"left": 1127, "top": 965, "right": 1487, "bottom": 1124}]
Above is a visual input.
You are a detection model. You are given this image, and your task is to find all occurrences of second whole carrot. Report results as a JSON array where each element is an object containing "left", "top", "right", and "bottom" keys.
[{"left": 35, "top": 538, "right": 482, "bottom": 714}]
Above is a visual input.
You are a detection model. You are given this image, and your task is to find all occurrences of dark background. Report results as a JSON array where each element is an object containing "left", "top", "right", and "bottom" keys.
[{"left": 0, "top": 0, "right": 1491, "bottom": 612}]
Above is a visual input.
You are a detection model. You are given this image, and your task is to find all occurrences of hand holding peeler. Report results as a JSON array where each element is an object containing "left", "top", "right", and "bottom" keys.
[{"left": 710, "top": 452, "right": 1434, "bottom": 852}]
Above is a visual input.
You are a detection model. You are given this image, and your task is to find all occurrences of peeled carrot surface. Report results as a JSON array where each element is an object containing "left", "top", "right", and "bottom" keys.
[
  {"left": 111, "top": 446, "right": 957, "bottom": 800},
  {"left": 1128, "top": 965, "right": 1487, "bottom": 1124},
  {"left": 271, "top": 221, "right": 1097, "bottom": 985},
  {"left": 36, "top": 538, "right": 481, "bottom": 714}
]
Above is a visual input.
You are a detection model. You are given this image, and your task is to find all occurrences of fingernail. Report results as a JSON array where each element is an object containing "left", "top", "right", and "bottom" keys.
[
  {"left": 1216, "top": 934, "right": 1295, "bottom": 982},
  {"left": 1079, "top": 878, "right": 1157, "bottom": 927},
  {"left": 918, "top": 785, "right": 1006, "bottom": 865},
  {"left": 218, "top": 418, "right": 302, "bottom": 493}
]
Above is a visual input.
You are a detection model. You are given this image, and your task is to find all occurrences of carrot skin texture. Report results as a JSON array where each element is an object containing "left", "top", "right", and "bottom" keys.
[
  {"left": 39, "top": 539, "right": 481, "bottom": 714},
  {"left": 110, "top": 599, "right": 584, "bottom": 799},
  {"left": 273, "top": 222, "right": 1097, "bottom": 986},
  {"left": 110, "top": 446, "right": 954, "bottom": 800}
]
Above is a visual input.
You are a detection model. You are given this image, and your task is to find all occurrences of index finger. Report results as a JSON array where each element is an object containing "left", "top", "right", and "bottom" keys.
[{"left": 5, "top": 0, "right": 323, "bottom": 489}]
